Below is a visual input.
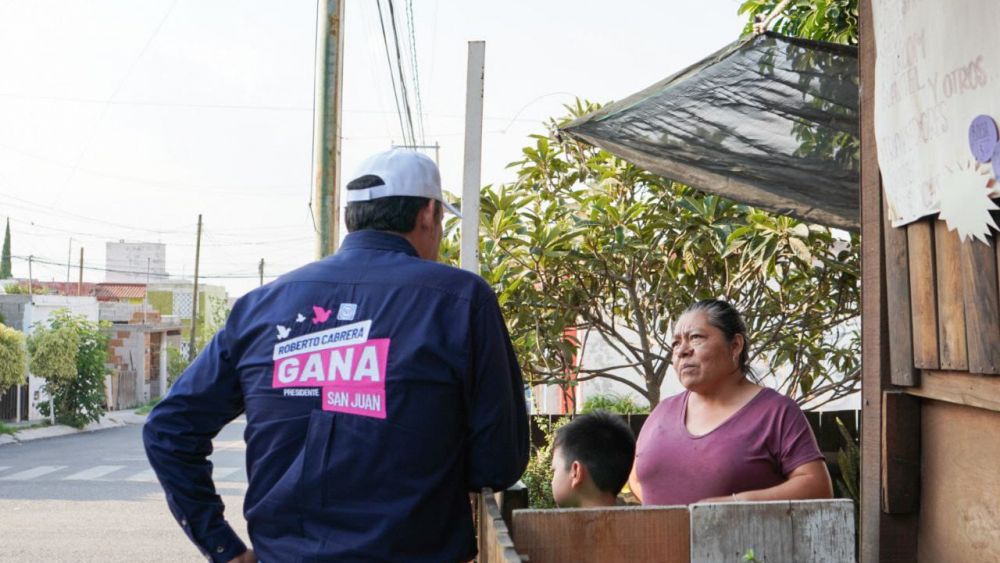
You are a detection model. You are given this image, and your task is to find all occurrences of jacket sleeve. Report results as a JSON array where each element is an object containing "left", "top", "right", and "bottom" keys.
[
  {"left": 142, "top": 327, "right": 248, "bottom": 563},
  {"left": 465, "top": 291, "right": 530, "bottom": 492}
]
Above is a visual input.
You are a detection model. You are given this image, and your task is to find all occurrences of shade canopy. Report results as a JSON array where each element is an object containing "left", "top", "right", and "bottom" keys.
[{"left": 562, "top": 32, "right": 859, "bottom": 231}]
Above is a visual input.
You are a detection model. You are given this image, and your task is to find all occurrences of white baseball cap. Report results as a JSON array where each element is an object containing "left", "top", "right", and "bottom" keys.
[{"left": 345, "top": 148, "right": 462, "bottom": 217}]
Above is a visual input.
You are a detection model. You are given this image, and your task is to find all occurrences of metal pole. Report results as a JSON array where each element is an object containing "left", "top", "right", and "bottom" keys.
[
  {"left": 188, "top": 215, "right": 202, "bottom": 362},
  {"left": 144, "top": 257, "right": 149, "bottom": 324},
  {"left": 313, "top": 0, "right": 346, "bottom": 258},
  {"left": 460, "top": 41, "right": 485, "bottom": 274},
  {"left": 259, "top": 258, "right": 264, "bottom": 287},
  {"left": 66, "top": 238, "right": 72, "bottom": 291},
  {"left": 77, "top": 247, "right": 84, "bottom": 296},
  {"left": 27, "top": 255, "right": 33, "bottom": 302}
]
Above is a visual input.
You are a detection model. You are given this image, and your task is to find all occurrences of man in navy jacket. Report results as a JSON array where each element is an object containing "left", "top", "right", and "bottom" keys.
[{"left": 144, "top": 148, "right": 530, "bottom": 562}]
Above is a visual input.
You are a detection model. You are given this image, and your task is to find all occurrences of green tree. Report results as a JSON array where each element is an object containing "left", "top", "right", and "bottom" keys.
[
  {"left": 738, "top": 0, "right": 858, "bottom": 45},
  {"left": 0, "top": 324, "right": 28, "bottom": 392},
  {"left": 444, "top": 102, "right": 859, "bottom": 409},
  {"left": 0, "top": 218, "right": 10, "bottom": 279},
  {"left": 28, "top": 310, "right": 109, "bottom": 428}
]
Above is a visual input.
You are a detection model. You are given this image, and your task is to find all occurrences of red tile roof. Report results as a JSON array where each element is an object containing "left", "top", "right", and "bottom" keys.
[{"left": 95, "top": 283, "right": 147, "bottom": 301}]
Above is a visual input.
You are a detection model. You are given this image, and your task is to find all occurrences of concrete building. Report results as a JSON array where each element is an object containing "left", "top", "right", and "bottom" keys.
[{"left": 105, "top": 241, "right": 169, "bottom": 284}]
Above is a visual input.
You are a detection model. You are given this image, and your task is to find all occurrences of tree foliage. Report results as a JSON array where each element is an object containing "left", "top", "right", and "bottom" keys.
[
  {"left": 0, "top": 219, "right": 10, "bottom": 279},
  {"left": 28, "top": 310, "right": 109, "bottom": 428},
  {"left": 0, "top": 324, "right": 28, "bottom": 392},
  {"left": 444, "top": 102, "right": 859, "bottom": 408},
  {"left": 739, "top": 0, "right": 858, "bottom": 45}
]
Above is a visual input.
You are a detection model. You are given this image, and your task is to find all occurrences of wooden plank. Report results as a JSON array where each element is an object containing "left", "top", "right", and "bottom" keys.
[
  {"left": 918, "top": 400, "right": 1000, "bottom": 562},
  {"left": 960, "top": 237, "right": 1000, "bottom": 374},
  {"left": 905, "top": 370, "right": 1000, "bottom": 413},
  {"left": 479, "top": 489, "right": 525, "bottom": 563},
  {"left": 884, "top": 209, "right": 918, "bottom": 385},
  {"left": 495, "top": 482, "right": 528, "bottom": 528},
  {"left": 689, "top": 500, "right": 854, "bottom": 563},
  {"left": 880, "top": 391, "right": 920, "bottom": 514},
  {"left": 859, "top": 2, "right": 920, "bottom": 561},
  {"left": 907, "top": 220, "right": 938, "bottom": 369},
  {"left": 934, "top": 220, "right": 968, "bottom": 370},
  {"left": 512, "top": 506, "right": 689, "bottom": 563}
]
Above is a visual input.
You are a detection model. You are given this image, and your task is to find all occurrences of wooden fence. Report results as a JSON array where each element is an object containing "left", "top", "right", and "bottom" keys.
[{"left": 479, "top": 489, "right": 854, "bottom": 562}]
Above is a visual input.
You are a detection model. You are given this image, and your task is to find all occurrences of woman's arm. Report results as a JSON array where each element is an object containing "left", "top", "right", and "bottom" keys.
[
  {"left": 627, "top": 461, "right": 644, "bottom": 504},
  {"left": 700, "top": 460, "right": 833, "bottom": 503}
]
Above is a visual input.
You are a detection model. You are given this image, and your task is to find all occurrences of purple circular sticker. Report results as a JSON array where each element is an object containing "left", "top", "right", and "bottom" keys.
[{"left": 969, "top": 115, "right": 999, "bottom": 163}]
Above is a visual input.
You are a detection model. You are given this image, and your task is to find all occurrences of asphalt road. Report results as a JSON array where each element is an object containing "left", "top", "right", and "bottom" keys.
[{"left": 0, "top": 419, "right": 248, "bottom": 562}]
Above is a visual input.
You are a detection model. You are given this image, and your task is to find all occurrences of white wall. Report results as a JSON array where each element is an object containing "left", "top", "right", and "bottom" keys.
[{"left": 24, "top": 296, "right": 100, "bottom": 421}]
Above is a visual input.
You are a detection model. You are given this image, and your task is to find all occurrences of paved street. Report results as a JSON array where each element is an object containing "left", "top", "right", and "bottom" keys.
[{"left": 0, "top": 419, "right": 248, "bottom": 562}]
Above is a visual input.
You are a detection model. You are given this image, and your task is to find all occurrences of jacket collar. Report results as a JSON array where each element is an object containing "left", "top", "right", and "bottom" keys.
[{"left": 338, "top": 230, "right": 419, "bottom": 258}]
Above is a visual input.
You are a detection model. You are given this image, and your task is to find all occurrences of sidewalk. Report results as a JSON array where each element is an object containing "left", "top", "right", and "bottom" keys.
[{"left": 0, "top": 409, "right": 148, "bottom": 446}]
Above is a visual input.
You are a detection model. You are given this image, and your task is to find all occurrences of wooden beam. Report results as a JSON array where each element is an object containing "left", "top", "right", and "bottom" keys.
[
  {"left": 904, "top": 370, "right": 1000, "bottom": 413},
  {"left": 934, "top": 221, "right": 968, "bottom": 370},
  {"left": 859, "top": 2, "right": 920, "bottom": 560},
  {"left": 907, "top": 220, "right": 938, "bottom": 370},
  {"left": 881, "top": 391, "right": 920, "bottom": 514}
]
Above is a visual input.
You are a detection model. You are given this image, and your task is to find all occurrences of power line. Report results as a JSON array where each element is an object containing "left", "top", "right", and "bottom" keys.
[
  {"left": 11, "top": 254, "right": 285, "bottom": 280},
  {"left": 405, "top": 0, "right": 425, "bottom": 144},
  {"left": 376, "top": 0, "right": 411, "bottom": 145},
  {"left": 387, "top": 0, "right": 417, "bottom": 146}
]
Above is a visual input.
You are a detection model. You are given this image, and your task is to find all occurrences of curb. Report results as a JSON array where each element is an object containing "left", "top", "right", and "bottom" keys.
[{"left": 0, "top": 410, "right": 148, "bottom": 446}]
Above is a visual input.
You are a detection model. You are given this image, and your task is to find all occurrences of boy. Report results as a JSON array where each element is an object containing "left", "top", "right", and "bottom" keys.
[{"left": 550, "top": 410, "right": 637, "bottom": 508}]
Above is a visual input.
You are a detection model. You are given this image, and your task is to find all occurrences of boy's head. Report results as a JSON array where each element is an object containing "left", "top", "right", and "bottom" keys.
[{"left": 550, "top": 410, "right": 636, "bottom": 508}]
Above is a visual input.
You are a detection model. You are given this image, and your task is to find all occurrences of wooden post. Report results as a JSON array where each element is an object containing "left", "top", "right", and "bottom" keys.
[
  {"left": 188, "top": 215, "right": 202, "bottom": 362},
  {"left": 313, "top": 0, "right": 346, "bottom": 258},
  {"left": 460, "top": 41, "right": 485, "bottom": 274}
]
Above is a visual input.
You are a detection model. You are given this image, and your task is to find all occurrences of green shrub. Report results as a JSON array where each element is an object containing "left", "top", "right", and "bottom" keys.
[
  {"left": 29, "top": 310, "right": 109, "bottom": 428},
  {"left": 520, "top": 417, "right": 570, "bottom": 508},
  {"left": 581, "top": 394, "right": 648, "bottom": 415},
  {"left": 167, "top": 346, "right": 189, "bottom": 386},
  {"left": 0, "top": 324, "right": 27, "bottom": 392},
  {"left": 4, "top": 283, "right": 47, "bottom": 295}
]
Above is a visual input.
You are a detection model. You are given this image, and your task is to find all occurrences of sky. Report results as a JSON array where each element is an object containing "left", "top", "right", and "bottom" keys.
[{"left": 0, "top": 0, "right": 747, "bottom": 297}]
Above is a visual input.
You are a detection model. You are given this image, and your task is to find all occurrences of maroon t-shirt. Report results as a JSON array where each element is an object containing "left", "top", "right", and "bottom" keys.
[{"left": 634, "top": 388, "right": 824, "bottom": 505}]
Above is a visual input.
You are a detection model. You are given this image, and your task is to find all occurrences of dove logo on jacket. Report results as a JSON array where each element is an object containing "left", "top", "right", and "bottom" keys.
[{"left": 271, "top": 319, "right": 388, "bottom": 418}]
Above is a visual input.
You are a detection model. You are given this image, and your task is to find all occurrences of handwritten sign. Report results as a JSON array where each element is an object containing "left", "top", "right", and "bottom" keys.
[{"left": 873, "top": 0, "right": 1000, "bottom": 227}]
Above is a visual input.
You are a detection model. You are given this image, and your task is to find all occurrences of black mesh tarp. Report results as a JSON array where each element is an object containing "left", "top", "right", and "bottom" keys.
[{"left": 562, "top": 32, "right": 859, "bottom": 231}]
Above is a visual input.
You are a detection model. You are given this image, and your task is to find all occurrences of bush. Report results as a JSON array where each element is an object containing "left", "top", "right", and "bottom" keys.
[
  {"left": 520, "top": 417, "right": 569, "bottom": 508},
  {"left": 0, "top": 324, "right": 27, "bottom": 392},
  {"left": 167, "top": 346, "right": 189, "bottom": 386},
  {"left": 4, "top": 283, "right": 47, "bottom": 295},
  {"left": 581, "top": 394, "right": 648, "bottom": 415},
  {"left": 28, "top": 310, "right": 109, "bottom": 428}
]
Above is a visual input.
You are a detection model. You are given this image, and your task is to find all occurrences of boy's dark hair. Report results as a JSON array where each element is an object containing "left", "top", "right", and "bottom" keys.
[
  {"left": 344, "top": 174, "right": 440, "bottom": 233},
  {"left": 553, "top": 410, "right": 636, "bottom": 496}
]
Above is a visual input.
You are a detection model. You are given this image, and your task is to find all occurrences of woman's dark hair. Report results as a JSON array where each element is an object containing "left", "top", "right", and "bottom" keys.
[
  {"left": 344, "top": 174, "right": 440, "bottom": 233},
  {"left": 682, "top": 299, "right": 754, "bottom": 379}
]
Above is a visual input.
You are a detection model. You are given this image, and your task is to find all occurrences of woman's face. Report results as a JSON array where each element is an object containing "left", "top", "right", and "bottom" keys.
[{"left": 671, "top": 310, "right": 744, "bottom": 393}]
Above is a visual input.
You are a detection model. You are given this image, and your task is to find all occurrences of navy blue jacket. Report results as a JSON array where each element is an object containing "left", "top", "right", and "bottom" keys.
[{"left": 144, "top": 231, "right": 529, "bottom": 562}]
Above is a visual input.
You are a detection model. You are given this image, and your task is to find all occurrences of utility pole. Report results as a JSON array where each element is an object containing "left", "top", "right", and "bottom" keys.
[
  {"left": 144, "top": 257, "right": 150, "bottom": 324},
  {"left": 258, "top": 258, "right": 265, "bottom": 287},
  {"left": 66, "top": 238, "right": 72, "bottom": 291},
  {"left": 313, "top": 0, "right": 346, "bottom": 258},
  {"left": 77, "top": 247, "right": 84, "bottom": 296},
  {"left": 27, "top": 255, "right": 33, "bottom": 302},
  {"left": 188, "top": 214, "right": 202, "bottom": 362},
  {"left": 460, "top": 41, "right": 485, "bottom": 275}
]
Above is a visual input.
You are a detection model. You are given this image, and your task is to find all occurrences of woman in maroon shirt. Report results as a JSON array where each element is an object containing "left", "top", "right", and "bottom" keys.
[{"left": 629, "top": 299, "right": 833, "bottom": 505}]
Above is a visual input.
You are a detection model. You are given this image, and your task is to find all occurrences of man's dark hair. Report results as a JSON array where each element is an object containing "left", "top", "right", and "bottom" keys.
[
  {"left": 344, "top": 174, "right": 439, "bottom": 233},
  {"left": 553, "top": 410, "right": 636, "bottom": 496}
]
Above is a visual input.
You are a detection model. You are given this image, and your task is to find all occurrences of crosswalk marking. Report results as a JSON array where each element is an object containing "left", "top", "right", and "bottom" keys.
[
  {"left": 0, "top": 465, "right": 66, "bottom": 480},
  {"left": 213, "top": 467, "right": 242, "bottom": 480},
  {"left": 62, "top": 465, "right": 126, "bottom": 481},
  {"left": 126, "top": 469, "right": 158, "bottom": 482}
]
